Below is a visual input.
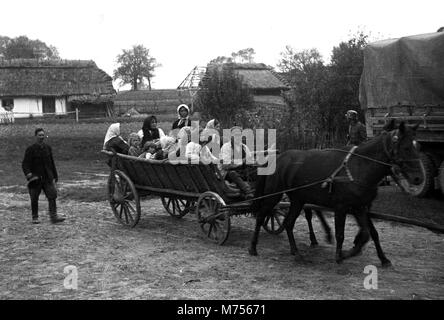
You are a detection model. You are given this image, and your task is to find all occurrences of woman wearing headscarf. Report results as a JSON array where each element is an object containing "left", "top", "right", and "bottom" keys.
[
  {"left": 172, "top": 104, "right": 191, "bottom": 130},
  {"left": 140, "top": 115, "right": 165, "bottom": 149},
  {"left": 103, "top": 123, "right": 129, "bottom": 154},
  {"left": 127, "top": 132, "right": 142, "bottom": 157}
]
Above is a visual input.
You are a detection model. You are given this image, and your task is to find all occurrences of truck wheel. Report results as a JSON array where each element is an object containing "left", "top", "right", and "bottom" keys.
[
  {"left": 407, "top": 152, "right": 435, "bottom": 197},
  {"left": 438, "top": 161, "right": 444, "bottom": 196}
]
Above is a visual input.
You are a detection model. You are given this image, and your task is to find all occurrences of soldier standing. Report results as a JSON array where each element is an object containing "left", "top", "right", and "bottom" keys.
[{"left": 345, "top": 109, "right": 367, "bottom": 146}]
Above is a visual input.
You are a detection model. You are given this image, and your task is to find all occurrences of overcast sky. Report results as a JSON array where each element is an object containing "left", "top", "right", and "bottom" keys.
[{"left": 1, "top": 0, "right": 443, "bottom": 90}]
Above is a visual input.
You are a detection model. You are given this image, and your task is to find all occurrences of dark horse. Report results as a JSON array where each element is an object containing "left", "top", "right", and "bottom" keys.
[{"left": 249, "top": 120, "right": 423, "bottom": 266}]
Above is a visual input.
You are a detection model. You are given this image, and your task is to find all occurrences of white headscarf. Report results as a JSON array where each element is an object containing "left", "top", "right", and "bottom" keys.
[
  {"left": 200, "top": 119, "right": 220, "bottom": 145},
  {"left": 176, "top": 104, "right": 190, "bottom": 127},
  {"left": 103, "top": 123, "right": 121, "bottom": 148}
]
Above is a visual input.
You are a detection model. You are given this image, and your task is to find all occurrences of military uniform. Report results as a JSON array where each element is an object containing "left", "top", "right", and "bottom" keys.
[{"left": 347, "top": 121, "right": 367, "bottom": 145}]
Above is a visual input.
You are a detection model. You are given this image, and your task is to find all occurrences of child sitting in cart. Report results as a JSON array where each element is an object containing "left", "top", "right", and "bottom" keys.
[{"left": 139, "top": 141, "right": 159, "bottom": 160}]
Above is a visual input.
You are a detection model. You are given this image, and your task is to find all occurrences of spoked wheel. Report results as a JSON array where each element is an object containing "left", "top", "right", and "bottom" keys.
[
  {"left": 262, "top": 203, "right": 289, "bottom": 235},
  {"left": 107, "top": 170, "right": 141, "bottom": 228},
  {"left": 196, "top": 192, "right": 230, "bottom": 245},
  {"left": 161, "top": 197, "right": 195, "bottom": 218}
]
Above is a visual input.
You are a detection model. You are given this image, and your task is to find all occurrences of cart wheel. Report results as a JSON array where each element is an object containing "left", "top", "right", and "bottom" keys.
[
  {"left": 263, "top": 203, "right": 288, "bottom": 235},
  {"left": 108, "top": 170, "right": 141, "bottom": 228},
  {"left": 196, "top": 192, "right": 230, "bottom": 245},
  {"left": 161, "top": 197, "right": 195, "bottom": 218}
]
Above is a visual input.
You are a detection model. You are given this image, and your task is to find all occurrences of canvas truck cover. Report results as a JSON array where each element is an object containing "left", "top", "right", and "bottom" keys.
[{"left": 359, "top": 32, "right": 444, "bottom": 109}]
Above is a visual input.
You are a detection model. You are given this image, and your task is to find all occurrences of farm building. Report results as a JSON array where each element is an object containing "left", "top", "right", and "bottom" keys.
[
  {"left": 113, "top": 89, "right": 191, "bottom": 120},
  {"left": 199, "top": 63, "right": 290, "bottom": 127},
  {"left": 0, "top": 59, "right": 115, "bottom": 120}
]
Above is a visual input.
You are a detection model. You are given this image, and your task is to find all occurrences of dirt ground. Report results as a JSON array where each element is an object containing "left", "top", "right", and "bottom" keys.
[{"left": 1, "top": 171, "right": 443, "bottom": 300}]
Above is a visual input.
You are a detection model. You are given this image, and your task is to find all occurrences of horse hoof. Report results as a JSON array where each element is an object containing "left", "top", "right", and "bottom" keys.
[
  {"left": 248, "top": 248, "right": 258, "bottom": 256},
  {"left": 381, "top": 259, "right": 392, "bottom": 268},
  {"left": 335, "top": 258, "right": 343, "bottom": 264},
  {"left": 310, "top": 242, "right": 318, "bottom": 248},
  {"left": 326, "top": 235, "right": 333, "bottom": 245}
]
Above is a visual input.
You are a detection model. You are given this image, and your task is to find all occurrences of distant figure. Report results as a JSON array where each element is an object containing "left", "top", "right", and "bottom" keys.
[
  {"left": 345, "top": 109, "right": 367, "bottom": 146},
  {"left": 103, "top": 123, "right": 129, "bottom": 154},
  {"left": 22, "top": 128, "right": 65, "bottom": 224},
  {"left": 437, "top": 27, "right": 444, "bottom": 32},
  {"left": 172, "top": 104, "right": 192, "bottom": 130},
  {"left": 140, "top": 115, "right": 165, "bottom": 148}
]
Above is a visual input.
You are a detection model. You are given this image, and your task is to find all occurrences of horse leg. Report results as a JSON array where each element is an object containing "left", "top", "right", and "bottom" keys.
[
  {"left": 367, "top": 215, "right": 392, "bottom": 267},
  {"left": 248, "top": 196, "right": 281, "bottom": 256},
  {"left": 304, "top": 208, "right": 318, "bottom": 247},
  {"left": 314, "top": 209, "right": 333, "bottom": 244},
  {"left": 334, "top": 209, "right": 346, "bottom": 264},
  {"left": 285, "top": 198, "right": 303, "bottom": 259},
  {"left": 343, "top": 207, "right": 370, "bottom": 260}
]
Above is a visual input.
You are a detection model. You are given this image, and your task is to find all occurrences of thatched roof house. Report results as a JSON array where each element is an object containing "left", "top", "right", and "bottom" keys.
[
  {"left": 113, "top": 89, "right": 189, "bottom": 119},
  {"left": 207, "top": 62, "right": 290, "bottom": 94},
  {"left": 0, "top": 59, "right": 115, "bottom": 119}
]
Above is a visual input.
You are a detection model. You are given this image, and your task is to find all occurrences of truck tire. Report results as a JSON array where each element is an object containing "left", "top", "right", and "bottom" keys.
[
  {"left": 407, "top": 152, "right": 435, "bottom": 197},
  {"left": 438, "top": 161, "right": 444, "bottom": 196}
]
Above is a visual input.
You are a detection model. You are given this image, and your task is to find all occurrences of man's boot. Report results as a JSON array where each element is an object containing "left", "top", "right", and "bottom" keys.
[{"left": 49, "top": 199, "right": 65, "bottom": 224}]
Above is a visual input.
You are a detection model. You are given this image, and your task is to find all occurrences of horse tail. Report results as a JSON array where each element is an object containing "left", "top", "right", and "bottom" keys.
[{"left": 251, "top": 174, "right": 267, "bottom": 213}]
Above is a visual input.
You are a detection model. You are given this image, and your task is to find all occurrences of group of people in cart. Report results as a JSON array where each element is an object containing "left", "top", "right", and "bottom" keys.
[{"left": 103, "top": 104, "right": 256, "bottom": 199}]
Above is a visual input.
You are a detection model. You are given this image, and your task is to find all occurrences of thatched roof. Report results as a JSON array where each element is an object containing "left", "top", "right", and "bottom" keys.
[
  {"left": 0, "top": 59, "right": 115, "bottom": 103},
  {"left": 207, "top": 63, "right": 290, "bottom": 91}
]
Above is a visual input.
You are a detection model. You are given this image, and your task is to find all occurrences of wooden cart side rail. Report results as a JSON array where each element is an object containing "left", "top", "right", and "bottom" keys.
[
  {"left": 133, "top": 184, "right": 201, "bottom": 199},
  {"left": 102, "top": 150, "right": 229, "bottom": 198}
]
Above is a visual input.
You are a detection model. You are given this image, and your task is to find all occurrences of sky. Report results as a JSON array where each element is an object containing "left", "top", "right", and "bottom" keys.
[{"left": 1, "top": 0, "right": 443, "bottom": 90}]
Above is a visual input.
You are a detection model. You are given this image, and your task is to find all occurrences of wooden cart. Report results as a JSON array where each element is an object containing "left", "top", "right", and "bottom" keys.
[{"left": 102, "top": 151, "right": 289, "bottom": 245}]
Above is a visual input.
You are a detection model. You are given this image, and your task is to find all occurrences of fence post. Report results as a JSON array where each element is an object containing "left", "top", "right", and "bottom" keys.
[{"left": 75, "top": 108, "right": 79, "bottom": 123}]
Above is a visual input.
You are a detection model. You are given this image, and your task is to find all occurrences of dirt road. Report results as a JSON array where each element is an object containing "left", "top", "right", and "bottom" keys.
[{"left": 0, "top": 174, "right": 443, "bottom": 300}]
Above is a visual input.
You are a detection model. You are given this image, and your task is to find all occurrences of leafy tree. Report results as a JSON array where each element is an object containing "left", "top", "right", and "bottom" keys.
[
  {"left": 209, "top": 48, "right": 256, "bottom": 64},
  {"left": 324, "top": 30, "right": 369, "bottom": 138},
  {"left": 209, "top": 56, "right": 233, "bottom": 64},
  {"left": 195, "top": 65, "right": 254, "bottom": 127},
  {"left": 231, "top": 48, "right": 256, "bottom": 63},
  {"left": 277, "top": 47, "right": 329, "bottom": 148},
  {"left": 0, "top": 35, "right": 60, "bottom": 60},
  {"left": 113, "top": 44, "right": 160, "bottom": 90}
]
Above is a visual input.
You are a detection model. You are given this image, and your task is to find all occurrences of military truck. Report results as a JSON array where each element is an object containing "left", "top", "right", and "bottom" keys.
[{"left": 359, "top": 31, "right": 444, "bottom": 197}]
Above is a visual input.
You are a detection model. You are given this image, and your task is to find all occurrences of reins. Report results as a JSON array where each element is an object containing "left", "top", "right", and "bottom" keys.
[{"left": 231, "top": 131, "right": 413, "bottom": 206}]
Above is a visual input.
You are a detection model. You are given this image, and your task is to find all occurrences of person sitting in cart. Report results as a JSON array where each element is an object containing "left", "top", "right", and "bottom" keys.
[
  {"left": 172, "top": 104, "right": 192, "bottom": 130},
  {"left": 139, "top": 141, "right": 159, "bottom": 160},
  {"left": 139, "top": 115, "right": 165, "bottom": 149},
  {"left": 219, "top": 126, "right": 254, "bottom": 200},
  {"left": 185, "top": 127, "right": 218, "bottom": 164},
  {"left": 103, "top": 123, "right": 129, "bottom": 154},
  {"left": 128, "top": 132, "right": 142, "bottom": 157},
  {"left": 345, "top": 109, "right": 367, "bottom": 146}
]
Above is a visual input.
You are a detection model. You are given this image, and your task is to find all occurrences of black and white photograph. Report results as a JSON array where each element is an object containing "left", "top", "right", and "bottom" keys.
[{"left": 0, "top": 0, "right": 443, "bottom": 305}]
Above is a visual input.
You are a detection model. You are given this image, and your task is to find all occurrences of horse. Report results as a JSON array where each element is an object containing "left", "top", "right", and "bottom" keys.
[{"left": 249, "top": 120, "right": 423, "bottom": 267}]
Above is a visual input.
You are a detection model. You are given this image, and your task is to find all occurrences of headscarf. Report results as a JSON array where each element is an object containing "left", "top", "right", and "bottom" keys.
[
  {"left": 103, "top": 123, "right": 121, "bottom": 148},
  {"left": 160, "top": 136, "right": 176, "bottom": 152},
  {"left": 200, "top": 119, "right": 220, "bottom": 144},
  {"left": 176, "top": 104, "right": 190, "bottom": 127},
  {"left": 141, "top": 115, "right": 160, "bottom": 146}
]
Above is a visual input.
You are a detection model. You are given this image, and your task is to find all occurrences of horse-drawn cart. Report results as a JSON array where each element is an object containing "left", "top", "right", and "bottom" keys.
[{"left": 102, "top": 151, "right": 289, "bottom": 244}]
